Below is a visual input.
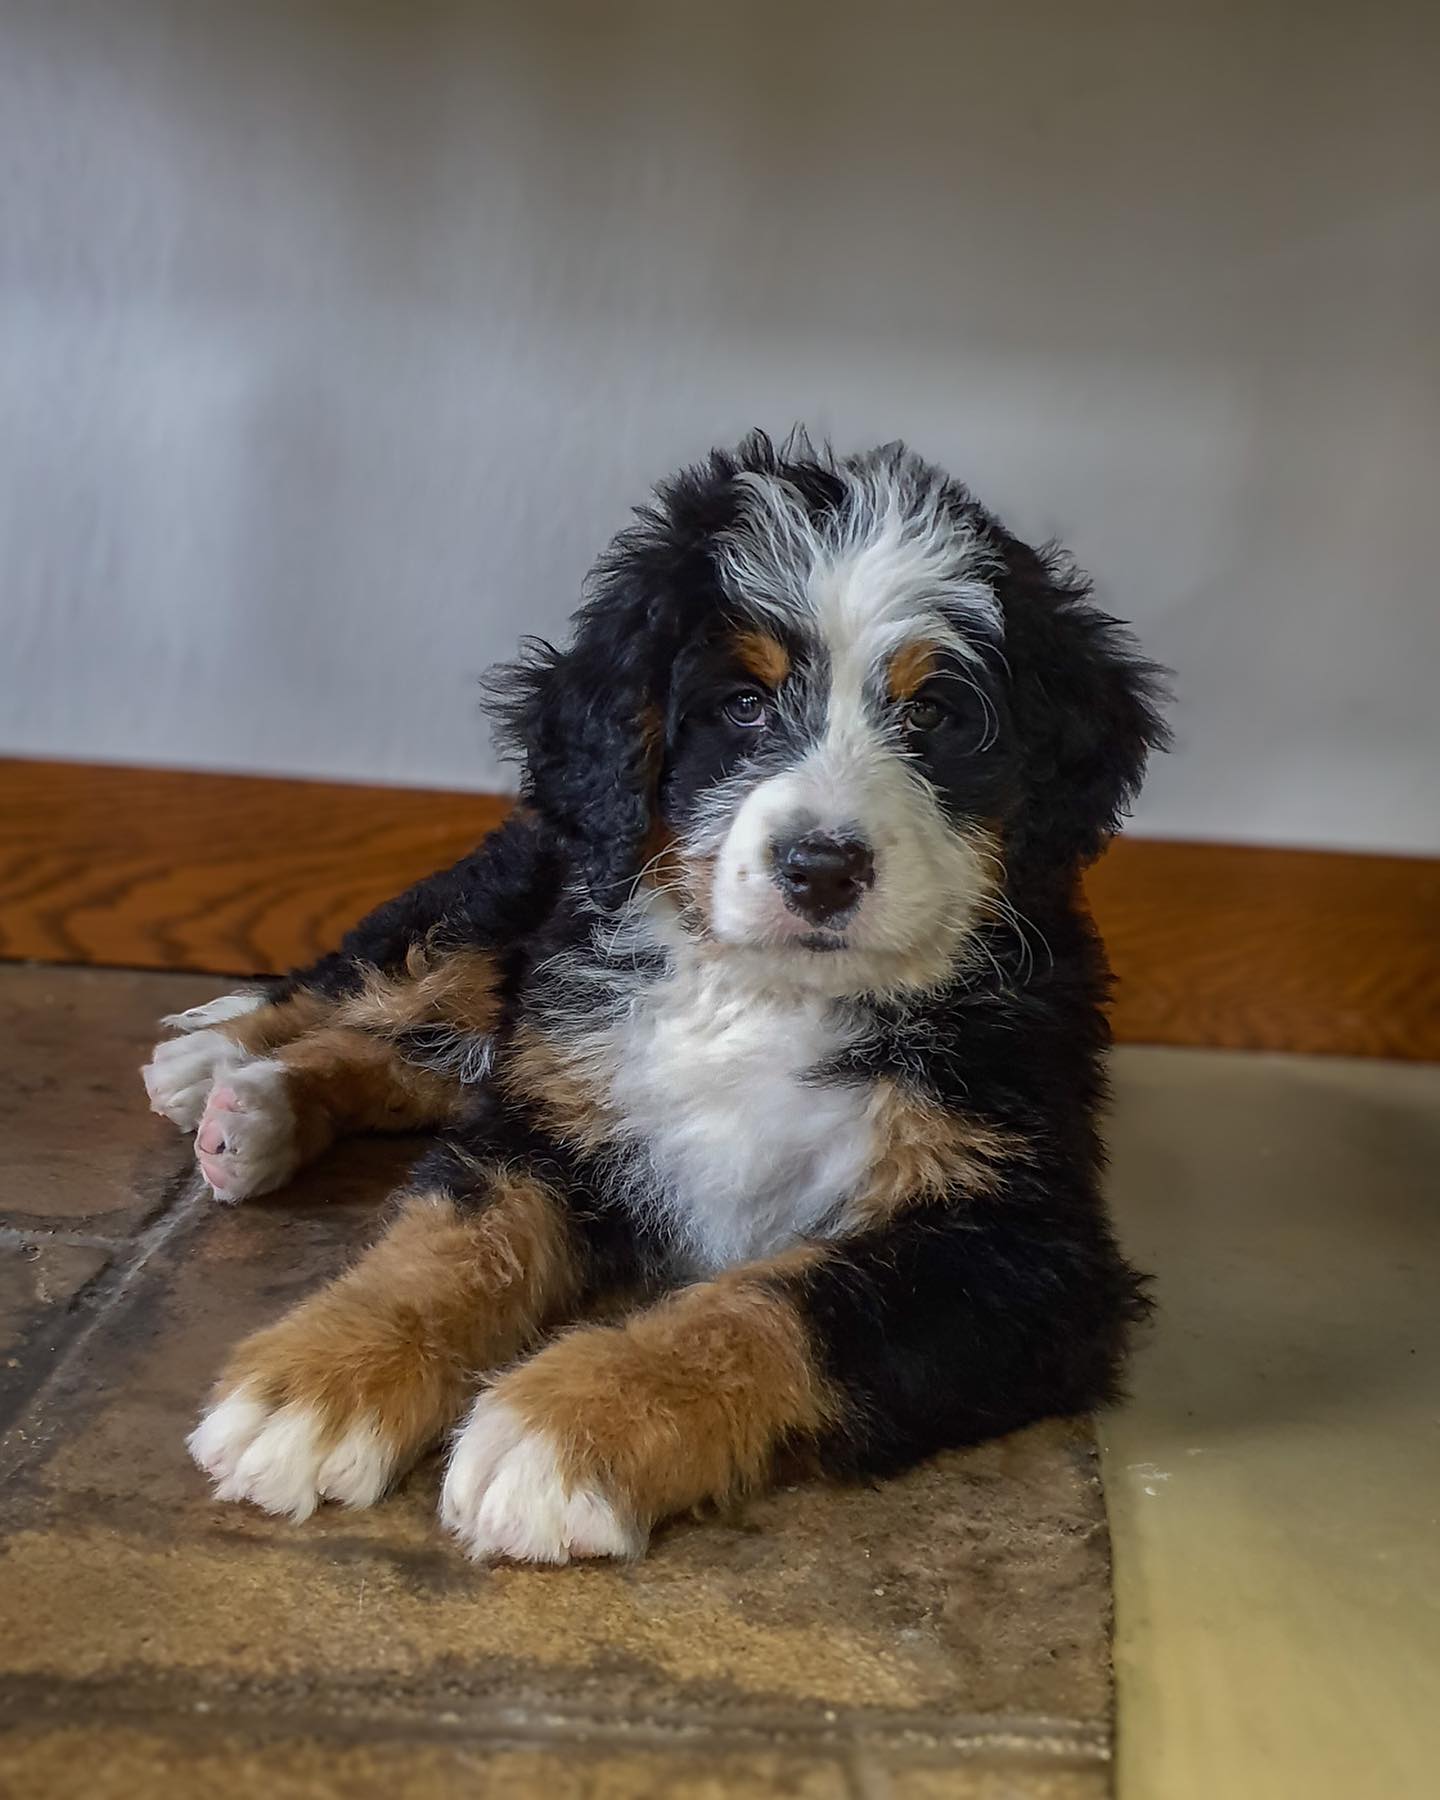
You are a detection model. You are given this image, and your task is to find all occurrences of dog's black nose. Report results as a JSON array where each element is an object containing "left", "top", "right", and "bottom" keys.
[{"left": 773, "top": 833, "right": 875, "bottom": 923}]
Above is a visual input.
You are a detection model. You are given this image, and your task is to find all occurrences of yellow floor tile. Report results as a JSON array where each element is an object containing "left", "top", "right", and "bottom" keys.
[{"left": 1102, "top": 1048, "right": 1440, "bottom": 1800}]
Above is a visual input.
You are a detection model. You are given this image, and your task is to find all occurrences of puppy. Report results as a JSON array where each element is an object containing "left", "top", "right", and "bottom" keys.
[{"left": 144, "top": 432, "right": 1167, "bottom": 1562}]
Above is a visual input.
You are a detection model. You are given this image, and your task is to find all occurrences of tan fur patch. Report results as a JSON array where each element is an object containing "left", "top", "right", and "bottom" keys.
[
  {"left": 501, "top": 1024, "right": 617, "bottom": 1155},
  {"left": 639, "top": 822, "right": 685, "bottom": 898},
  {"left": 732, "top": 628, "right": 791, "bottom": 690},
  {"left": 277, "top": 1027, "right": 466, "bottom": 1162},
  {"left": 497, "top": 1262, "right": 836, "bottom": 1530},
  {"left": 680, "top": 849, "right": 719, "bottom": 931},
  {"left": 337, "top": 947, "right": 500, "bottom": 1038},
  {"left": 887, "top": 638, "right": 940, "bottom": 702},
  {"left": 841, "top": 1079, "right": 1024, "bottom": 1233},
  {"left": 639, "top": 827, "right": 718, "bottom": 940},
  {"left": 217, "top": 1174, "right": 579, "bottom": 1464},
  {"left": 223, "top": 988, "right": 335, "bottom": 1057}
]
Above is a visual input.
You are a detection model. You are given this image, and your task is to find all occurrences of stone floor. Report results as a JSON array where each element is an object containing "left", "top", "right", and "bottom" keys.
[
  {"left": 0, "top": 966, "right": 1116, "bottom": 1799},
  {"left": 6, "top": 967, "right": 1438, "bottom": 1798}
]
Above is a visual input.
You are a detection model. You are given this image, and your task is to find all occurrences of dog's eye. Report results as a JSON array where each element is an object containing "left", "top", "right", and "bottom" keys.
[
  {"left": 900, "top": 696, "right": 947, "bottom": 734},
  {"left": 723, "top": 689, "right": 768, "bottom": 729}
]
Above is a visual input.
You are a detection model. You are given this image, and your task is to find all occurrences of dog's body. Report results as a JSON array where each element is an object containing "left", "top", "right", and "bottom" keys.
[{"left": 144, "top": 434, "right": 1166, "bottom": 1562}]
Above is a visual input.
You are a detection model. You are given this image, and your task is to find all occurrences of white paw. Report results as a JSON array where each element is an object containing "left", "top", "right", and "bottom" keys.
[
  {"left": 188, "top": 1386, "right": 393, "bottom": 1520},
  {"left": 439, "top": 1395, "right": 641, "bottom": 1564},
  {"left": 142, "top": 1027, "right": 248, "bottom": 1131},
  {"left": 194, "top": 1060, "right": 299, "bottom": 1202},
  {"left": 163, "top": 991, "right": 268, "bottom": 1032}
]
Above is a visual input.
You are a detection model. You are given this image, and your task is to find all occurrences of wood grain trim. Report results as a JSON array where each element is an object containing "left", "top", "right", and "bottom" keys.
[
  {"left": 1088, "top": 836, "right": 1440, "bottom": 1061},
  {"left": 0, "top": 758, "right": 508, "bottom": 977},
  {"left": 3, "top": 759, "right": 1437, "bottom": 1060}
]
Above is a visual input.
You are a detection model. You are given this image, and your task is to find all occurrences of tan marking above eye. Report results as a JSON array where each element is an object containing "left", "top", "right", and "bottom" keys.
[
  {"left": 886, "top": 639, "right": 940, "bottom": 703},
  {"left": 731, "top": 628, "right": 791, "bottom": 690}
]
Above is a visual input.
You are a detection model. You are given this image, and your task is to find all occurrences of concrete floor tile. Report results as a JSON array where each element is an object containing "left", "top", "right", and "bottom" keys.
[
  {"left": 0, "top": 1240, "right": 111, "bottom": 1422},
  {"left": 0, "top": 1726, "right": 852, "bottom": 1800},
  {"left": 0, "top": 1240, "right": 110, "bottom": 1361},
  {"left": 873, "top": 1766, "right": 1108, "bottom": 1799},
  {"left": 0, "top": 965, "right": 219, "bottom": 1236}
]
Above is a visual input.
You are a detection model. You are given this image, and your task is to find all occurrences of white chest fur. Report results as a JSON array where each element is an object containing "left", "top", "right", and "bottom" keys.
[{"left": 582, "top": 959, "right": 877, "bottom": 1272}]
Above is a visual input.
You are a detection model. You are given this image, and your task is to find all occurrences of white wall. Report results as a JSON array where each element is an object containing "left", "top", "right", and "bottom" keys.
[{"left": 3, "top": 0, "right": 1437, "bottom": 854}]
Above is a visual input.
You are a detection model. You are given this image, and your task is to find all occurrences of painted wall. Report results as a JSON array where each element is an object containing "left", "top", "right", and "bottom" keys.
[{"left": 3, "top": 1, "right": 1437, "bottom": 853}]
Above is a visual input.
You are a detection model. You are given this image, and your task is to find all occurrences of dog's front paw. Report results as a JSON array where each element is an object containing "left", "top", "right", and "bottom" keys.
[
  {"left": 440, "top": 1394, "right": 642, "bottom": 1565},
  {"left": 142, "top": 1028, "right": 245, "bottom": 1132},
  {"left": 189, "top": 1384, "right": 394, "bottom": 1521},
  {"left": 141, "top": 992, "right": 268, "bottom": 1130},
  {"left": 189, "top": 1300, "right": 416, "bottom": 1518},
  {"left": 194, "top": 1061, "right": 299, "bottom": 1202}
]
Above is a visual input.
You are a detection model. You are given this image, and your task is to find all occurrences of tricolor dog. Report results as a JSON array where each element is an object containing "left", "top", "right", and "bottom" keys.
[{"left": 144, "top": 433, "right": 1167, "bottom": 1563}]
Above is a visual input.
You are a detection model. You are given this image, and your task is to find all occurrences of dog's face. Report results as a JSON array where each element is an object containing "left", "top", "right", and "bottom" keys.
[
  {"left": 496, "top": 435, "right": 1166, "bottom": 999},
  {"left": 655, "top": 468, "right": 1013, "bottom": 993}
]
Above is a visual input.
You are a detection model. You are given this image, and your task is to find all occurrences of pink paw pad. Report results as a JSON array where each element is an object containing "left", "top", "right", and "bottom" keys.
[
  {"left": 196, "top": 1085, "right": 243, "bottom": 1157},
  {"left": 193, "top": 1065, "right": 297, "bottom": 1203}
]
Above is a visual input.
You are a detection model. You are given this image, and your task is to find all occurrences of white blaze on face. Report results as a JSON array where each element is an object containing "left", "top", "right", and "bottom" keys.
[{"left": 704, "top": 453, "right": 1003, "bottom": 995}]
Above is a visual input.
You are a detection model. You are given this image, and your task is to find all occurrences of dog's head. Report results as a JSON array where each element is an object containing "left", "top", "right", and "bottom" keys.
[{"left": 491, "top": 433, "right": 1167, "bottom": 997}]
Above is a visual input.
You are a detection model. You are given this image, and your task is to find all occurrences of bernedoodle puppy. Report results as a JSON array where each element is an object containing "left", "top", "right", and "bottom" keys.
[{"left": 143, "top": 431, "right": 1168, "bottom": 1563}]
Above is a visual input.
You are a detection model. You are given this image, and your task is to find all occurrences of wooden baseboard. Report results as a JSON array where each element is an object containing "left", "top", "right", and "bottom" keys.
[
  {"left": 1085, "top": 837, "right": 1439, "bottom": 1060},
  {"left": 3, "top": 758, "right": 1436, "bottom": 1060}
]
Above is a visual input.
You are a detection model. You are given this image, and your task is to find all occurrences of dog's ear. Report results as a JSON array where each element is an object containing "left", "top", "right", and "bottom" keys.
[
  {"left": 999, "top": 538, "right": 1170, "bottom": 871},
  {"left": 486, "top": 557, "right": 680, "bottom": 912}
]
